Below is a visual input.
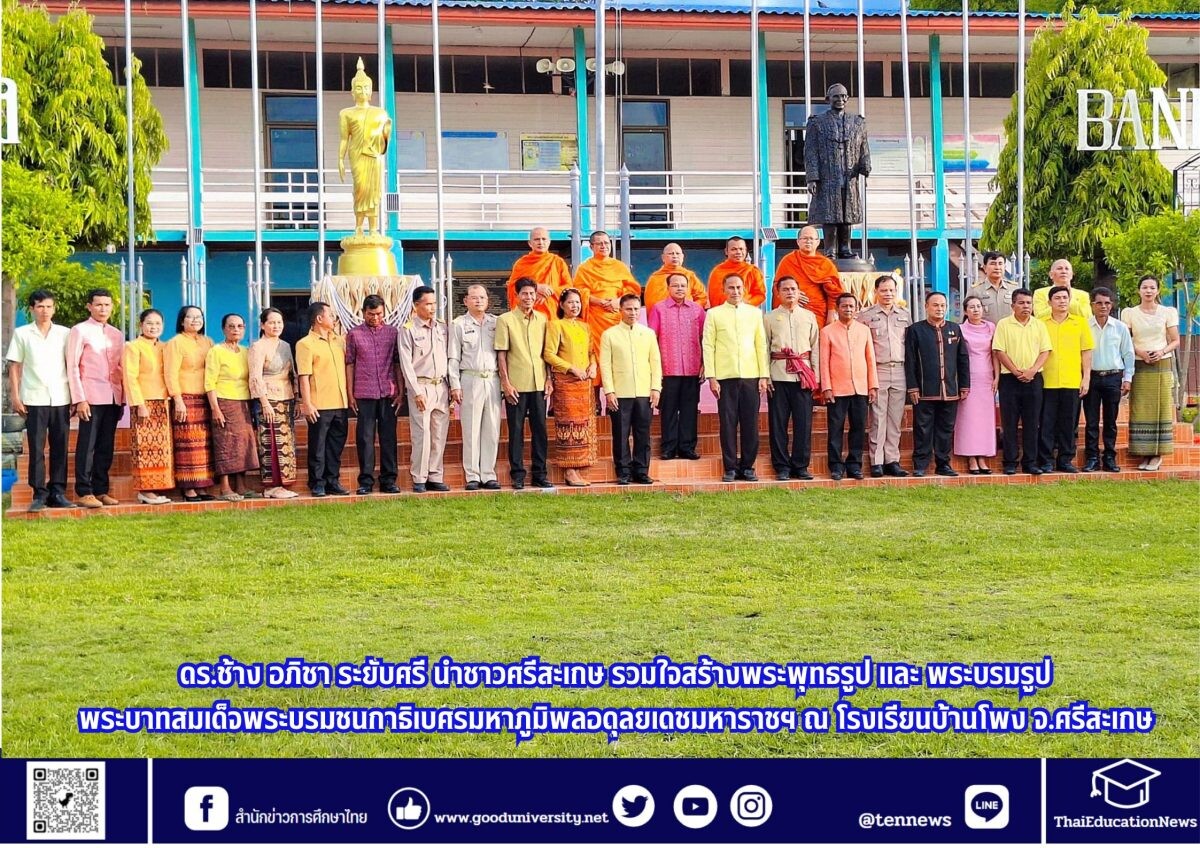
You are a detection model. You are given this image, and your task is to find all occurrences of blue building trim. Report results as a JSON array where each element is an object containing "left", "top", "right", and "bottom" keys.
[
  {"left": 928, "top": 33, "right": 949, "bottom": 296},
  {"left": 383, "top": 24, "right": 404, "bottom": 270},
  {"left": 756, "top": 30, "right": 776, "bottom": 290},
  {"left": 573, "top": 27, "right": 592, "bottom": 236}
]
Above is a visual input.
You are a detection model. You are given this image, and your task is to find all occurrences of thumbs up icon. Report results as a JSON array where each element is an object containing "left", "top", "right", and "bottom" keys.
[
  {"left": 387, "top": 788, "right": 431, "bottom": 830},
  {"left": 399, "top": 798, "right": 423, "bottom": 821}
]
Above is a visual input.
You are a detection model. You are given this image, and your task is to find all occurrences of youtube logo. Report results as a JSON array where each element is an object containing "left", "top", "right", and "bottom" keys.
[{"left": 673, "top": 785, "right": 717, "bottom": 828}]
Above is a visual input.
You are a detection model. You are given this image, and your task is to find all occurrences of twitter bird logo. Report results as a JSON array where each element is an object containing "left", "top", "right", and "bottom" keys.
[{"left": 613, "top": 785, "right": 655, "bottom": 826}]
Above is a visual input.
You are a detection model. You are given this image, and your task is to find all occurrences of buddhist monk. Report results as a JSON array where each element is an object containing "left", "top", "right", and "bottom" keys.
[
  {"left": 574, "top": 230, "right": 640, "bottom": 383},
  {"left": 707, "top": 236, "right": 766, "bottom": 308},
  {"left": 773, "top": 226, "right": 844, "bottom": 328},
  {"left": 506, "top": 226, "right": 573, "bottom": 320},
  {"left": 643, "top": 243, "right": 708, "bottom": 310}
]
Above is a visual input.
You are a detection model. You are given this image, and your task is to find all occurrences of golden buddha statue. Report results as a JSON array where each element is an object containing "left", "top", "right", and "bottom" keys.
[{"left": 338, "top": 58, "right": 391, "bottom": 237}]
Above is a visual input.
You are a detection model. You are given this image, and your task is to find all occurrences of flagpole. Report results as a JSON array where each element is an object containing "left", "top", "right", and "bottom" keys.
[{"left": 751, "top": 0, "right": 761, "bottom": 267}]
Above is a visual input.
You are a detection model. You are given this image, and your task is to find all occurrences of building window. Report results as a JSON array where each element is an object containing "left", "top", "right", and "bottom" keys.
[
  {"left": 890, "top": 61, "right": 933, "bottom": 98},
  {"left": 1162, "top": 62, "right": 1199, "bottom": 96},
  {"left": 938, "top": 62, "right": 1016, "bottom": 98},
  {"left": 204, "top": 50, "right": 385, "bottom": 91},
  {"left": 104, "top": 46, "right": 184, "bottom": 87},
  {"left": 393, "top": 54, "right": 553, "bottom": 95},
  {"left": 263, "top": 95, "right": 318, "bottom": 228},
  {"left": 737, "top": 59, "right": 884, "bottom": 98}
]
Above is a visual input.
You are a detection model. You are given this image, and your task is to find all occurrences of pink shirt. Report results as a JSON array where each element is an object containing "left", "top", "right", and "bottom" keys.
[
  {"left": 648, "top": 298, "right": 705, "bottom": 377},
  {"left": 819, "top": 319, "right": 878, "bottom": 397},
  {"left": 67, "top": 318, "right": 125, "bottom": 405}
]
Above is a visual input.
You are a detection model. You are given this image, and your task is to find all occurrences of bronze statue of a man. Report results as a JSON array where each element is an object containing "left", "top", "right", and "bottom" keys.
[{"left": 805, "top": 83, "right": 871, "bottom": 260}]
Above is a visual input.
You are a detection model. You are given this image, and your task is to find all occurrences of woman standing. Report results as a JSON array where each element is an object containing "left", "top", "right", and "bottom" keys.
[
  {"left": 165, "top": 305, "right": 215, "bottom": 501},
  {"left": 248, "top": 307, "right": 299, "bottom": 499},
  {"left": 123, "top": 309, "right": 174, "bottom": 504},
  {"left": 953, "top": 295, "right": 997, "bottom": 474},
  {"left": 205, "top": 314, "right": 260, "bottom": 500},
  {"left": 1122, "top": 275, "right": 1181, "bottom": 471},
  {"left": 542, "top": 288, "right": 597, "bottom": 487}
]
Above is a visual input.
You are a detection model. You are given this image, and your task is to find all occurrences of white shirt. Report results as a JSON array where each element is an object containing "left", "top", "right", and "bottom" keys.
[{"left": 5, "top": 322, "right": 71, "bottom": 406}]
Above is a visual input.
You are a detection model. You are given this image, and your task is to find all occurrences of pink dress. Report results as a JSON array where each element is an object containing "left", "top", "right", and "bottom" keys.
[{"left": 953, "top": 319, "right": 997, "bottom": 456}]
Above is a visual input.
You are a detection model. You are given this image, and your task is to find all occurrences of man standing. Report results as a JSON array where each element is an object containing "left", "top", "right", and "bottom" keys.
[
  {"left": 296, "top": 301, "right": 350, "bottom": 497},
  {"left": 600, "top": 294, "right": 663, "bottom": 485},
  {"left": 449, "top": 284, "right": 502, "bottom": 490},
  {"left": 643, "top": 243, "right": 708, "bottom": 310},
  {"left": 905, "top": 292, "right": 970, "bottom": 477},
  {"left": 707, "top": 236, "right": 767, "bottom": 308},
  {"left": 1037, "top": 285, "right": 1093, "bottom": 473},
  {"left": 1083, "top": 287, "right": 1134, "bottom": 473},
  {"left": 968, "top": 251, "right": 1018, "bottom": 324},
  {"left": 1032, "top": 259, "right": 1091, "bottom": 319},
  {"left": 991, "top": 288, "right": 1052, "bottom": 475},
  {"left": 702, "top": 274, "right": 769, "bottom": 482},
  {"left": 764, "top": 276, "right": 819, "bottom": 481},
  {"left": 506, "top": 226, "right": 572, "bottom": 320},
  {"left": 647, "top": 272, "right": 705, "bottom": 461},
  {"left": 856, "top": 275, "right": 911, "bottom": 478},
  {"left": 496, "top": 278, "right": 553, "bottom": 489},
  {"left": 66, "top": 288, "right": 124, "bottom": 508},
  {"left": 399, "top": 286, "right": 451, "bottom": 493},
  {"left": 6, "top": 289, "right": 75, "bottom": 510},
  {"left": 345, "top": 294, "right": 402, "bottom": 495},
  {"left": 574, "top": 231, "right": 640, "bottom": 376},
  {"left": 820, "top": 293, "right": 878, "bottom": 481},
  {"left": 772, "top": 226, "right": 844, "bottom": 325},
  {"left": 805, "top": 83, "right": 871, "bottom": 260}
]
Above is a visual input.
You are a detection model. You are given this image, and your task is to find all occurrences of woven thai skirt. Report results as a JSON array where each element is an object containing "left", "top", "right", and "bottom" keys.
[
  {"left": 253, "top": 398, "right": 297, "bottom": 486},
  {"left": 130, "top": 399, "right": 174, "bottom": 490},
  {"left": 551, "top": 372, "right": 596, "bottom": 469},
  {"left": 1128, "top": 359, "right": 1174, "bottom": 457},
  {"left": 213, "top": 398, "right": 260, "bottom": 476},
  {"left": 171, "top": 393, "right": 215, "bottom": 488}
]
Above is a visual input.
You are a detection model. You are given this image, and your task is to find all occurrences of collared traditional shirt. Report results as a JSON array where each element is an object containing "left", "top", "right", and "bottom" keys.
[
  {"left": 968, "top": 279, "right": 1019, "bottom": 324},
  {"left": 164, "top": 333, "right": 213, "bottom": 396},
  {"left": 904, "top": 320, "right": 971, "bottom": 400},
  {"left": 5, "top": 322, "right": 71, "bottom": 406},
  {"left": 123, "top": 337, "right": 168, "bottom": 405},
  {"left": 67, "top": 317, "right": 124, "bottom": 406},
  {"left": 992, "top": 315, "right": 1053, "bottom": 374},
  {"left": 399, "top": 316, "right": 449, "bottom": 386},
  {"left": 701, "top": 302, "right": 769, "bottom": 380},
  {"left": 600, "top": 321, "right": 663, "bottom": 399},
  {"left": 1040, "top": 313, "right": 1094, "bottom": 390},
  {"left": 856, "top": 303, "right": 910, "bottom": 365},
  {"left": 1087, "top": 317, "right": 1135, "bottom": 381},
  {"left": 296, "top": 330, "right": 348, "bottom": 410},
  {"left": 544, "top": 319, "right": 592, "bottom": 373},
  {"left": 448, "top": 312, "right": 499, "bottom": 390},
  {"left": 764, "top": 305, "right": 819, "bottom": 383},
  {"left": 819, "top": 319, "right": 878, "bottom": 397},
  {"left": 495, "top": 308, "right": 548, "bottom": 393},
  {"left": 648, "top": 298, "right": 705, "bottom": 378},
  {"left": 345, "top": 322, "right": 400, "bottom": 399},
  {"left": 205, "top": 344, "right": 252, "bottom": 400}
]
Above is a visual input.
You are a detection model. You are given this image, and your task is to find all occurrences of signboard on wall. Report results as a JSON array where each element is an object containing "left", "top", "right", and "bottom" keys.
[
  {"left": 942, "top": 133, "right": 1001, "bottom": 172},
  {"left": 520, "top": 133, "right": 579, "bottom": 171},
  {"left": 868, "top": 135, "right": 928, "bottom": 175},
  {"left": 443, "top": 131, "right": 509, "bottom": 171}
]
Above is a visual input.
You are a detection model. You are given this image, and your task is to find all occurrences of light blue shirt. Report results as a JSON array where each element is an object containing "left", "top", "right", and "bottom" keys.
[{"left": 1087, "top": 316, "right": 1135, "bottom": 382}]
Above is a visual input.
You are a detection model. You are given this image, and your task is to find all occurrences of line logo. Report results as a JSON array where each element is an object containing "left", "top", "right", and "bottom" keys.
[{"left": 964, "top": 785, "right": 1009, "bottom": 830}]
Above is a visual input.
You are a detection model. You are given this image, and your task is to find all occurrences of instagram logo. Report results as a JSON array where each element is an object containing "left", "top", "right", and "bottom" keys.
[{"left": 730, "top": 785, "right": 773, "bottom": 827}]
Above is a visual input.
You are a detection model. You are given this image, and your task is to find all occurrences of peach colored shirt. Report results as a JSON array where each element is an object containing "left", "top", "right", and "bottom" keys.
[{"left": 819, "top": 319, "right": 878, "bottom": 397}]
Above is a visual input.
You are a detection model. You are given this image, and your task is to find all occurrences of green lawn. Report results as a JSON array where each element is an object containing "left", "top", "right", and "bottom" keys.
[{"left": 3, "top": 480, "right": 1197, "bottom": 759}]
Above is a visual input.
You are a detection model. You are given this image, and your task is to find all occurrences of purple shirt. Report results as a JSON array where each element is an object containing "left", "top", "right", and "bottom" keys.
[
  {"left": 67, "top": 318, "right": 124, "bottom": 405},
  {"left": 648, "top": 298, "right": 706, "bottom": 377},
  {"left": 344, "top": 322, "right": 400, "bottom": 399}
]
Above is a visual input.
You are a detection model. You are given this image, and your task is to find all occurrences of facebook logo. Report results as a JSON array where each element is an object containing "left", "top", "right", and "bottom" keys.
[{"left": 184, "top": 786, "right": 229, "bottom": 831}]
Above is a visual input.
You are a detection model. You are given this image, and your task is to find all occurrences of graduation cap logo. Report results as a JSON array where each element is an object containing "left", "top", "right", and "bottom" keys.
[{"left": 1090, "top": 759, "right": 1161, "bottom": 810}]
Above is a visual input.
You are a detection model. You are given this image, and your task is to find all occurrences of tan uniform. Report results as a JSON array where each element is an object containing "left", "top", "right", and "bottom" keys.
[
  {"left": 399, "top": 316, "right": 450, "bottom": 484},
  {"left": 968, "top": 279, "right": 1019, "bottom": 324},
  {"left": 856, "top": 304, "right": 911, "bottom": 466},
  {"left": 449, "top": 313, "right": 500, "bottom": 485}
]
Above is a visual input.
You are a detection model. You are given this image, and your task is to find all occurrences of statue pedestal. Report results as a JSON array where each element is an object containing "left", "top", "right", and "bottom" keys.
[
  {"left": 338, "top": 233, "right": 399, "bottom": 277},
  {"left": 834, "top": 256, "right": 876, "bottom": 274}
]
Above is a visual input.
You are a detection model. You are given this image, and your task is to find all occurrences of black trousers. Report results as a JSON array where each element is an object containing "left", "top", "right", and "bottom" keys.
[
  {"left": 717, "top": 378, "right": 760, "bottom": 475},
  {"left": 1083, "top": 373, "right": 1122, "bottom": 462},
  {"left": 1039, "top": 387, "right": 1081, "bottom": 467},
  {"left": 355, "top": 397, "right": 398, "bottom": 488},
  {"left": 611, "top": 396, "right": 651, "bottom": 478},
  {"left": 912, "top": 399, "right": 959, "bottom": 470},
  {"left": 25, "top": 404, "right": 70, "bottom": 499},
  {"left": 659, "top": 375, "right": 700, "bottom": 456},
  {"left": 74, "top": 403, "right": 121, "bottom": 497},
  {"left": 768, "top": 382, "right": 813, "bottom": 474},
  {"left": 307, "top": 408, "right": 348, "bottom": 489},
  {"left": 826, "top": 394, "right": 868, "bottom": 473},
  {"left": 506, "top": 390, "right": 548, "bottom": 483},
  {"left": 998, "top": 373, "right": 1043, "bottom": 469}
]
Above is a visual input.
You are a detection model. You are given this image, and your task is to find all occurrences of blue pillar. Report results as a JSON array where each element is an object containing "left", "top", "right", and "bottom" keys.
[
  {"left": 573, "top": 27, "right": 592, "bottom": 238},
  {"left": 757, "top": 30, "right": 775, "bottom": 296},
  {"left": 929, "top": 34, "right": 949, "bottom": 295},
  {"left": 383, "top": 24, "right": 403, "bottom": 271},
  {"left": 185, "top": 18, "right": 204, "bottom": 274}
]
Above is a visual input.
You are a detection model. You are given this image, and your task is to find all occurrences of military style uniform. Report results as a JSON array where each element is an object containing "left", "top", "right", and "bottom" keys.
[{"left": 856, "top": 303, "right": 911, "bottom": 472}]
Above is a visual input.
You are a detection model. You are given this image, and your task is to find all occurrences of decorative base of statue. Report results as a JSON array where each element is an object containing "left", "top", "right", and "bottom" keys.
[
  {"left": 835, "top": 255, "right": 875, "bottom": 274},
  {"left": 338, "top": 233, "right": 399, "bottom": 277}
]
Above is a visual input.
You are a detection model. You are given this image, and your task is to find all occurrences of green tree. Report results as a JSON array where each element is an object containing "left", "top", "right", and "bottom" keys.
[
  {"left": 913, "top": 0, "right": 1200, "bottom": 13},
  {"left": 981, "top": 6, "right": 1173, "bottom": 277},
  {"left": 16, "top": 260, "right": 125, "bottom": 329},
  {"left": 1102, "top": 210, "right": 1200, "bottom": 405},
  {"left": 0, "top": 159, "right": 82, "bottom": 284}
]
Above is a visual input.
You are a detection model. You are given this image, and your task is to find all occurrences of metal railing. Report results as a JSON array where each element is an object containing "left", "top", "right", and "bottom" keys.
[{"left": 1175, "top": 152, "right": 1200, "bottom": 215}]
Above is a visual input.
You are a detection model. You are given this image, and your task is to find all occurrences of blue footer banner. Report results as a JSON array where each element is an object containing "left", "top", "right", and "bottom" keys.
[{"left": 1, "top": 757, "right": 1196, "bottom": 843}]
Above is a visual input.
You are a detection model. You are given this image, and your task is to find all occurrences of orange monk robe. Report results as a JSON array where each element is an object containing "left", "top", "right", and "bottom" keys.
[
  {"left": 772, "top": 250, "right": 844, "bottom": 327},
  {"left": 706, "top": 261, "right": 767, "bottom": 308},
  {"left": 573, "top": 256, "right": 641, "bottom": 383},
  {"left": 643, "top": 266, "right": 709, "bottom": 310},
  {"left": 506, "top": 251, "right": 573, "bottom": 320}
]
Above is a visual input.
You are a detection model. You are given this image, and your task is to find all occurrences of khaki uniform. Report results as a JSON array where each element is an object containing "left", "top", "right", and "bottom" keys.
[
  {"left": 968, "top": 279, "right": 1019, "bottom": 324},
  {"left": 449, "top": 313, "right": 500, "bottom": 485},
  {"left": 399, "top": 317, "right": 450, "bottom": 484},
  {"left": 856, "top": 304, "right": 911, "bottom": 466}
]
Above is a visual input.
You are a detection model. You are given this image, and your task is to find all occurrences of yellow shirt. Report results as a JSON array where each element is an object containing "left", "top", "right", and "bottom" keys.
[
  {"left": 204, "top": 343, "right": 252, "bottom": 400},
  {"left": 495, "top": 308, "right": 548, "bottom": 393},
  {"left": 702, "top": 303, "right": 769, "bottom": 380},
  {"left": 543, "top": 319, "right": 593, "bottom": 373},
  {"left": 164, "top": 333, "right": 213, "bottom": 396},
  {"left": 296, "top": 330, "right": 348, "bottom": 410},
  {"left": 992, "top": 315, "right": 1053, "bottom": 374},
  {"left": 600, "top": 322, "right": 663, "bottom": 398},
  {"left": 1032, "top": 286, "right": 1090, "bottom": 320},
  {"left": 1040, "top": 314, "right": 1094, "bottom": 389},
  {"left": 123, "top": 337, "right": 168, "bottom": 405}
]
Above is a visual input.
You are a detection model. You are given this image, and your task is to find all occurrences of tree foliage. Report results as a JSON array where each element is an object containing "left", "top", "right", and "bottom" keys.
[
  {"left": 0, "top": 159, "right": 83, "bottom": 284},
  {"left": 0, "top": 0, "right": 168, "bottom": 249},
  {"left": 15, "top": 260, "right": 124, "bottom": 328},
  {"left": 913, "top": 0, "right": 1200, "bottom": 12},
  {"left": 981, "top": 5, "right": 1173, "bottom": 271}
]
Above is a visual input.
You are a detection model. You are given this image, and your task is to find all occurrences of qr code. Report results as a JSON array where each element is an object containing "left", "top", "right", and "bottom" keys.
[{"left": 26, "top": 761, "right": 105, "bottom": 840}]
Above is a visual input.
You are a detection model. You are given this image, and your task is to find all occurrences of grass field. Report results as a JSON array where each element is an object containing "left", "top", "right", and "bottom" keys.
[{"left": 2, "top": 479, "right": 1197, "bottom": 759}]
